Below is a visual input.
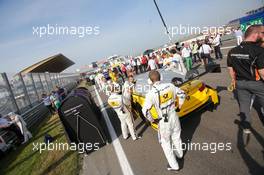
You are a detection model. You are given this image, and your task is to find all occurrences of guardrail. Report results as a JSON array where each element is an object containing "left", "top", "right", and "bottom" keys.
[
  {"left": 0, "top": 102, "right": 49, "bottom": 147},
  {"left": 0, "top": 81, "right": 78, "bottom": 152}
]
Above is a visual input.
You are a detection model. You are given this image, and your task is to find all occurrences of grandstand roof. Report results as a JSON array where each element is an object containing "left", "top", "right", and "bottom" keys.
[{"left": 19, "top": 54, "right": 74, "bottom": 75}]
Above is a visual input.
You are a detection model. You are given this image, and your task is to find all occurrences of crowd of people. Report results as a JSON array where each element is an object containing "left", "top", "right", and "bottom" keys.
[
  {"left": 91, "top": 31, "right": 228, "bottom": 98},
  {"left": 105, "top": 69, "right": 186, "bottom": 171},
  {"left": 90, "top": 24, "right": 264, "bottom": 172},
  {"left": 91, "top": 27, "right": 257, "bottom": 97},
  {"left": 92, "top": 32, "right": 227, "bottom": 86},
  {"left": 1, "top": 24, "right": 263, "bottom": 172},
  {"left": 99, "top": 68, "right": 186, "bottom": 171}
]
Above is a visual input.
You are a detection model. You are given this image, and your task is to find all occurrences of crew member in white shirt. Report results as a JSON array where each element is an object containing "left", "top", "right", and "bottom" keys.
[
  {"left": 170, "top": 49, "right": 187, "bottom": 75},
  {"left": 147, "top": 56, "right": 158, "bottom": 71},
  {"left": 199, "top": 40, "right": 213, "bottom": 65},
  {"left": 212, "top": 33, "right": 223, "bottom": 60},
  {"left": 234, "top": 27, "right": 243, "bottom": 45}
]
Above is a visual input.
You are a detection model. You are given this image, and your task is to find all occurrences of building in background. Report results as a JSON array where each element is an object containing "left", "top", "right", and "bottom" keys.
[{"left": 228, "top": 6, "right": 264, "bottom": 31}]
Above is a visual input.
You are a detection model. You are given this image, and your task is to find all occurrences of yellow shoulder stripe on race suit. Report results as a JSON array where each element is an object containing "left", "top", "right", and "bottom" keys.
[
  {"left": 108, "top": 100, "right": 122, "bottom": 109},
  {"left": 108, "top": 94, "right": 127, "bottom": 113},
  {"left": 108, "top": 96, "right": 122, "bottom": 110},
  {"left": 153, "top": 85, "right": 175, "bottom": 114}
]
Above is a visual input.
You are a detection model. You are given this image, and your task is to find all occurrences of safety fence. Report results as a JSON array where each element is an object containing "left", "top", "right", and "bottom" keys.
[
  {"left": 0, "top": 72, "right": 80, "bottom": 151},
  {"left": 0, "top": 72, "right": 80, "bottom": 115}
]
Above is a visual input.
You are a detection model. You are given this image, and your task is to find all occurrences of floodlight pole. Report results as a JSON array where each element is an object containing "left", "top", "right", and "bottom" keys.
[{"left": 153, "top": 0, "right": 172, "bottom": 42}]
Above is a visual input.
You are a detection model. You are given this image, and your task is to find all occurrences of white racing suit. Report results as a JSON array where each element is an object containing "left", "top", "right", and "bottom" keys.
[
  {"left": 142, "top": 81, "right": 186, "bottom": 170},
  {"left": 95, "top": 73, "right": 104, "bottom": 91},
  {"left": 108, "top": 92, "right": 137, "bottom": 140},
  {"left": 122, "top": 81, "right": 134, "bottom": 111}
]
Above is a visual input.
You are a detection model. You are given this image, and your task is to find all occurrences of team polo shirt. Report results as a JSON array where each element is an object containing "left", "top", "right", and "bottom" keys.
[{"left": 227, "top": 42, "right": 264, "bottom": 81}]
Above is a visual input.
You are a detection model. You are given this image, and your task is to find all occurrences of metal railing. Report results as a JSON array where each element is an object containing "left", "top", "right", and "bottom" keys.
[
  {"left": 0, "top": 72, "right": 79, "bottom": 115},
  {"left": 0, "top": 102, "right": 49, "bottom": 146},
  {"left": 0, "top": 72, "right": 79, "bottom": 149}
]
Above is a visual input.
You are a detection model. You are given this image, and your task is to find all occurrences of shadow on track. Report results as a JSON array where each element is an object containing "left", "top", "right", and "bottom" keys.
[{"left": 234, "top": 119, "right": 264, "bottom": 175}]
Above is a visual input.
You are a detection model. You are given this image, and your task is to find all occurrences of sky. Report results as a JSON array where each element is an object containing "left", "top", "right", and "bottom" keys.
[{"left": 0, "top": 0, "right": 263, "bottom": 73}]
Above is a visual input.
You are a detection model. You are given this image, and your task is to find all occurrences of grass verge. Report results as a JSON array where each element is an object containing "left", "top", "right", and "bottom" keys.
[{"left": 0, "top": 114, "right": 79, "bottom": 175}]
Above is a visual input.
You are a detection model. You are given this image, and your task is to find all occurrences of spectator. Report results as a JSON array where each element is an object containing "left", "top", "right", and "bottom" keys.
[
  {"left": 8, "top": 112, "right": 32, "bottom": 143},
  {"left": 126, "top": 63, "right": 133, "bottom": 74},
  {"left": 181, "top": 43, "right": 192, "bottom": 71},
  {"left": 141, "top": 55, "right": 148, "bottom": 72},
  {"left": 161, "top": 51, "right": 167, "bottom": 60},
  {"left": 88, "top": 74, "right": 96, "bottom": 85},
  {"left": 197, "top": 39, "right": 202, "bottom": 59},
  {"left": 0, "top": 114, "right": 24, "bottom": 145},
  {"left": 50, "top": 91, "right": 61, "bottom": 110},
  {"left": 117, "top": 65, "right": 122, "bottom": 75},
  {"left": 147, "top": 56, "right": 158, "bottom": 71},
  {"left": 121, "top": 63, "right": 127, "bottom": 78},
  {"left": 219, "top": 33, "right": 223, "bottom": 46},
  {"left": 227, "top": 24, "right": 264, "bottom": 134},
  {"left": 169, "top": 49, "right": 179, "bottom": 68},
  {"left": 162, "top": 52, "right": 171, "bottom": 67},
  {"left": 153, "top": 54, "right": 160, "bottom": 69},
  {"left": 181, "top": 43, "right": 184, "bottom": 49},
  {"left": 136, "top": 57, "right": 142, "bottom": 73},
  {"left": 199, "top": 40, "right": 213, "bottom": 65},
  {"left": 204, "top": 36, "right": 210, "bottom": 46},
  {"left": 103, "top": 69, "right": 111, "bottom": 81},
  {"left": 170, "top": 49, "right": 187, "bottom": 74},
  {"left": 175, "top": 42, "right": 182, "bottom": 52},
  {"left": 131, "top": 57, "right": 138, "bottom": 74},
  {"left": 234, "top": 27, "right": 243, "bottom": 45},
  {"left": 156, "top": 52, "right": 163, "bottom": 68},
  {"left": 42, "top": 93, "right": 55, "bottom": 115},
  {"left": 190, "top": 41, "right": 199, "bottom": 63},
  {"left": 56, "top": 86, "right": 66, "bottom": 101},
  {"left": 212, "top": 33, "right": 223, "bottom": 60}
]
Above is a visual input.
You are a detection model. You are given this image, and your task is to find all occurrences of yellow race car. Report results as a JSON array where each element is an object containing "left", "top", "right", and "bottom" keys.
[{"left": 131, "top": 69, "right": 219, "bottom": 130}]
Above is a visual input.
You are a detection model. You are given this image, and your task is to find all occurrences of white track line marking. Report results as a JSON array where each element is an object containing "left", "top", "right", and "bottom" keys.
[
  {"left": 94, "top": 86, "right": 134, "bottom": 175},
  {"left": 221, "top": 46, "right": 236, "bottom": 50}
]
